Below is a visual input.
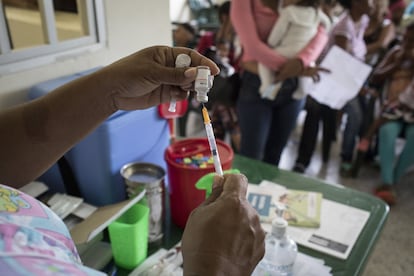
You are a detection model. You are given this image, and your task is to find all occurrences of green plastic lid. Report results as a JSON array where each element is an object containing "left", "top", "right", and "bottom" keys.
[{"left": 195, "top": 169, "right": 240, "bottom": 198}]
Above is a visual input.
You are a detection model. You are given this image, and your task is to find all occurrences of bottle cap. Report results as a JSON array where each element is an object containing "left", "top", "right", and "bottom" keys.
[
  {"left": 175, "top": 54, "right": 191, "bottom": 68},
  {"left": 272, "top": 202, "right": 288, "bottom": 239},
  {"left": 272, "top": 217, "right": 288, "bottom": 239},
  {"left": 196, "top": 91, "right": 208, "bottom": 103}
]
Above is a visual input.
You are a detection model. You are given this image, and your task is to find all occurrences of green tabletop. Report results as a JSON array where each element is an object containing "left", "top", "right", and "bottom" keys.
[
  {"left": 131, "top": 154, "right": 389, "bottom": 275},
  {"left": 232, "top": 155, "right": 389, "bottom": 276}
]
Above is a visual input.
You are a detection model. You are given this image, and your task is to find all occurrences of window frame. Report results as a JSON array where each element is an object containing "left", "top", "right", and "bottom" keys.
[{"left": 0, "top": 0, "right": 106, "bottom": 74}]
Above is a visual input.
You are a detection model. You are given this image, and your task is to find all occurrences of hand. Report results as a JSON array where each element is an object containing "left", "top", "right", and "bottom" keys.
[
  {"left": 393, "top": 48, "right": 406, "bottom": 66},
  {"left": 359, "top": 86, "right": 378, "bottom": 97},
  {"left": 182, "top": 174, "right": 265, "bottom": 275},
  {"left": 302, "top": 65, "right": 331, "bottom": 82},
  {"left": 98, "top": 46, "right": 220, "bottom": 110},
  {"left": 382, "top": 99, "right": 400, "bottom": 110},
  {"left": 274, "top": 57, "right": 304, "bottom": 82}
]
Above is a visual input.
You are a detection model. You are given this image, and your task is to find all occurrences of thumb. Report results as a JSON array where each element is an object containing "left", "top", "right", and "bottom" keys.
[
  {"left": 200, "top": 175, "right": 224, "bottom": 206},
  {"left": 221, "top": 174, "right": 248, "bottom": 199}
]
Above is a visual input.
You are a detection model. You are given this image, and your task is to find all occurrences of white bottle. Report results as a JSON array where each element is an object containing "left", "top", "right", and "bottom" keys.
[
  {"left": 252, "top": 205, "right": 297, "bottom": 276},
  {"left": 194, "top": 66, "right": 213, "bottom": 103}
]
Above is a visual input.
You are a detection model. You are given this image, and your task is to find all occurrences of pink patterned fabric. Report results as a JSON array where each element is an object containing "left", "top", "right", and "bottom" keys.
[{"left": 0, "top": 184, "right": 104, "bottom": 275}]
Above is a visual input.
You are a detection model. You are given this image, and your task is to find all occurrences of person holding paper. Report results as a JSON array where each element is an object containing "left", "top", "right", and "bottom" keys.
[
  {"left": 328, "top": 0, "right": 373, "bottom": 177},
  {"left": 292, "top": 0, "right": 339, "bottom": 173},
  {"left": 293, "top": 0, "right": 373, "bottom": 174},
  {"left": 258, "top": 0, "right": 331, "bottom": 101},
  {"left": 230, "top": 0, "right": 329, "bottom": 166}
]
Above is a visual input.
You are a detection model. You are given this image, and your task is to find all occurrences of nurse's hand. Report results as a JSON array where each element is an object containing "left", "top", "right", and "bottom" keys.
[
  {"left": 99, "top": 46, "right": 220, "bottom": 111},
  {"left": 182, "top": 174, "right": 265, "bottom": 275}
]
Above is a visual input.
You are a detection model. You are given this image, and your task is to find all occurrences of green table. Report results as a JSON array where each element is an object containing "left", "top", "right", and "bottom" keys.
[
  {"left": 136, "top": 155, "right": 389, "bottom": 275},
  {"left": 232, "top": 155, "right": 389, "bottom": 276}
]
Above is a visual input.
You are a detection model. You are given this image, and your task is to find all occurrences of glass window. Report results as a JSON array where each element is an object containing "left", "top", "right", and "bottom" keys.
[{"left": 0, "top": 0, "right": 105, "bottom": 72}]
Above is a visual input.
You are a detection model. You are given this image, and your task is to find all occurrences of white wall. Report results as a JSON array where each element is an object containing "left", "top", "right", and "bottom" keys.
[
  {"left": 170, "top": 0, "right": 191, "bottom": 23},
  {"left": 169, "top": 0, "right": 228, "bottom": 23},
  {"left": 0, "top": 0, "right": 172, "bottom": 109}
]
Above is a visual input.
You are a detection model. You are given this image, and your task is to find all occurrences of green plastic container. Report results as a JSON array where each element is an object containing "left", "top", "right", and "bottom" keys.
[
  {"left": 108, "top": 203, "right": 149, "bottom": 269},
  {"left": 195, "top": 169, "right": 240, "bottom": 198}
]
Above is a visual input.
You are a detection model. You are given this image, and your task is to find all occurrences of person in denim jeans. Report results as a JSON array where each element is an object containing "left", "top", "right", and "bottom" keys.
[
  {"left": 237, "top": 72, "right": 301, "bottom": 164},
  {"left": 230, "top": 0, "right": 329, "bottom": 166},
  {"left": 341, "top": 96, "right": 364, "bottom": 163}
]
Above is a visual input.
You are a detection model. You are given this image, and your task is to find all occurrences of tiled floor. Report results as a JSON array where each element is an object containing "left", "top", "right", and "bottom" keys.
[{"left": 279, "top": 112, "right": 414, "bottom": 276}]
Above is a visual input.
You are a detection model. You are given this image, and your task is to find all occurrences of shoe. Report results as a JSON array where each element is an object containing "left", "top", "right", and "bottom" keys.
[
  {"left": 382, "top": 106, "right": 403, "bottom": 120},
  {"left": 292, "top": 163, "right": 306, "bottom": 174},
  {"left": 350, "top": 151, "right": 365, "bottom": 178},
  {"left": 340, "top": 162, "right": 353, "bottom": 178},
  {"left": 374, "top": 185, "right": 396, "bottom": 206}
]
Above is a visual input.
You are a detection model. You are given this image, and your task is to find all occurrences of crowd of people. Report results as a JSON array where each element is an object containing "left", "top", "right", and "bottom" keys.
[{"left": 176, "top": 0, "right": 414, "bottom": 206}]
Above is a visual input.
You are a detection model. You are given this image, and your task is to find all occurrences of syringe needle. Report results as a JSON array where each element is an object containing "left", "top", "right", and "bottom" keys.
[{"left": 202, "top": 105, "right": 223, "bottom": 176}]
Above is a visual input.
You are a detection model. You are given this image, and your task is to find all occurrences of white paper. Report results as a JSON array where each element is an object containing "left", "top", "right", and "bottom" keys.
[
  {"left": 258, "top": 181, "right": 370, "bottom": 260},
  {"left": 287, "top": 199, "right": 370, "bottom": 260},
  {"left": 305, "top": 45, "right": 372, "bottom": 109},
  {"left": 48, "top": 193, "right": 84, "bottom": 219},
  {"left": 72, "top": 202, "right": 98, "bottom": 219},
  {"left": 293, "top": 252, "right": 332, "bottom": 276},
  {"left": 19, "top": 181, "right": 49, "bottom": 198},
  {"left": 129, "top": 242, "right": 183, "bottom": 276}
]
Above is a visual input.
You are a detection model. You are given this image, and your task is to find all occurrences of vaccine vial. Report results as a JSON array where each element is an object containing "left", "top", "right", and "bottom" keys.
[{"left": 194, "top": 66, "right": 213, "bottom": 103}]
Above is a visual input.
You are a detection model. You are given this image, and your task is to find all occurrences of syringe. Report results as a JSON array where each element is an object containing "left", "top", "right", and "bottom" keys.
[{"left": 201, "top": 105, "right": 223, "bottom": 176}]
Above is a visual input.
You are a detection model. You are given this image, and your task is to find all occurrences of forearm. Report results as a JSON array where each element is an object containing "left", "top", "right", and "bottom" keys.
[
  {"left": 366, "top": 41, "right": 383, "bottom": 55},
  {"left": 297, "top": 25, "right": 328, "bottom": 67},
  {"left": 371, "top": 62, "right": 400, "bottom": 83},
  {"left": 366, "top": 26, "right": 394, "bottom": 55},
  {"left": 0, "top": 70, "right": 116, "bottom": 187},
  {"left": 374, "top": 65, "right": 398, "bottom": 77},
  {"left": 370, "top": 49, "right": 400, "bottom": 83}
]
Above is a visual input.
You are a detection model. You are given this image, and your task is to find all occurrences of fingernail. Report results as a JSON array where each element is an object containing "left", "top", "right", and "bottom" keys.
[{"left": 184, "top": 67, "right": 197, "bottom": 78}]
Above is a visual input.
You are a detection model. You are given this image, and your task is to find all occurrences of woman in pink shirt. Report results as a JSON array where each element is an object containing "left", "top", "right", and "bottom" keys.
[{"left": 230, "top": 0, "right": 329, "bottom": 165}]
